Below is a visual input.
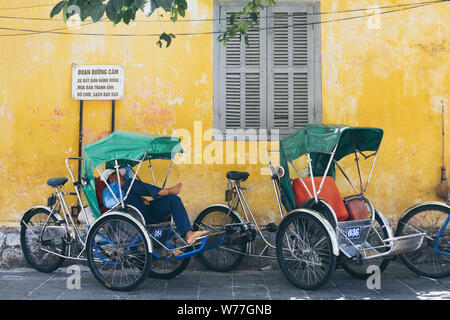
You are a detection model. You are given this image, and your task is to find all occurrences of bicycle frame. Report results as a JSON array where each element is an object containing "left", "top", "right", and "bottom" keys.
[
  {"left": 228, "top": 179, "right": 277, "bottom": 254},
  {"left": 435, "top": 214, "right": 450, "bottom": 256}
]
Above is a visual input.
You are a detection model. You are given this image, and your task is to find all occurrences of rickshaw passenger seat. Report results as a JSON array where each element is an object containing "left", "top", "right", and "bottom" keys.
[
  {"left": 94, "top": 177, "right": 108, "bottom": 214},
  {"left": 292, "top": 177, "right": 349, "bottom": 221}
]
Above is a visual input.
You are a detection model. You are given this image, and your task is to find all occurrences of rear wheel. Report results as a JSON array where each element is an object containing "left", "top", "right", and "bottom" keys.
[
  {"left": 148, "top": 257, "right": 190, "bottom": 279},
  {"left": 86, "top": 214, "right": 152, "bottom": 291},
  {"left": 193, "top": 206, "right": 246, "bottom": 272},
  {"left": 276, "top": 211, "right": 337, "bottom": 290},
  {"left": 20, "top": 207, "right": 66, "bottom": 273},
  {"left": 148, "top": 229, "right": 191, "bottom": 279},
  {"left": 396, "top": 204, "right": 450, "bottom": 278}
]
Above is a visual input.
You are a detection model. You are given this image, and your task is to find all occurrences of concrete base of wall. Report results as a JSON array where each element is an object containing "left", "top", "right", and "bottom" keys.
[{"left": 0, "top": 227, "right": 27, "bottom": 269}]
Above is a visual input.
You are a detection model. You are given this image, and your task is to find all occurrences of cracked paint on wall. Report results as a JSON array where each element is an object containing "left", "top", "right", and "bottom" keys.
[{"left": 0, "top": 0, "right": 448, "bottom": 226}]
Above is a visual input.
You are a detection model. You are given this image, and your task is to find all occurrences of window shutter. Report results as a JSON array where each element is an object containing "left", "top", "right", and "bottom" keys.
[
  {"left": 213, "top": 1, "right": 321, "bottom": 140},
  {"left": 217, "top": 5, "right": 266, "bottom": 133},
  {"left": 267, "top": 4, "right": 314, "bottom": 135}
]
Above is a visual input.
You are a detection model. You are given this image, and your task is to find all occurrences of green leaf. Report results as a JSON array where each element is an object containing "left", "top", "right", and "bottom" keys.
[
  {"left": 230, "top": 13, "right": 236, "bottom": 25},
  {"left": 122, "top": 8, "right": 134, "bottom": 24},
  {"left": 170, "top": 7, "right": 178, "bottom": 22},
  {"left": 178, "top": 3, "right": 185, "bottom": 17},
  {"left": 154, "top": 0, "right": 173, "bottom": 11},
  {"left": 157, "top": 32, "right": 175, "bottom": 48},
  {"left": 112, "top": 0, "right": 125, "bottom": 12},
  {"left": 106, "top": 1, "right": 118, "bottom": 21},
  {"left": 50, "top": 1, "right": 66, "bottom": 18},
  {"left": 62, "top": 2, "right": 69, "bottom": 23},
  {"left": 91, "top": 4, "right": 106, "bottom": 22}
]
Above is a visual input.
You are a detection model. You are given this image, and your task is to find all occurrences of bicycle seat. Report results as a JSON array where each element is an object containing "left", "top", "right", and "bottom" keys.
[
  {"left": 226, "top": 171, "right": 249, "bottom": 182},
  {"left": 47, "top": 177, "right": 68, "bottom": 188}
]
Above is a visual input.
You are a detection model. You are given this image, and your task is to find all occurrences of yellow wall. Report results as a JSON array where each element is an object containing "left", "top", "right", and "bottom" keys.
[{"left": 0, "top": 0, "right": 448, "bottom": 226}]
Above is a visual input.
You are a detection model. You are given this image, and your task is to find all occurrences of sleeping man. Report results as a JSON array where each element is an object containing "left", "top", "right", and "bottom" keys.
[{"left": 102, "top": 169, "right": 206, "bottom": 245}]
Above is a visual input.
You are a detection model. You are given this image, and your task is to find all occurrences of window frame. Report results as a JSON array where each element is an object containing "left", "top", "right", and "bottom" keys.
[{"left": 213, "top": 0, "right": 322, "bottom": 141}]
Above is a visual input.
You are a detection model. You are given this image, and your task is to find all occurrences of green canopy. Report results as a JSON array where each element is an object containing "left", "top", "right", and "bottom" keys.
[
  {"left": 279, "top": 124, "right": 383, "bottom": 209},
  {"left": 81, "top": 131, "right": 183, "bottom": 218}
]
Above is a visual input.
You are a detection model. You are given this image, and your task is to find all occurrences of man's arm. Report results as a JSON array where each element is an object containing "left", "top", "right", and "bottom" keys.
[
  {"left": 126, "top": 180, "right": 182, "bottom": 199},
  {"left": 125, "top": 179, "right": 162, "bottom": 198}
]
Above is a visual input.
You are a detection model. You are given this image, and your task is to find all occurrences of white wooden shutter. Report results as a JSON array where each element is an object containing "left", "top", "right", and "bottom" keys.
[
  {"left": 267, "top": 4, "right": 316, "bottom": 136},
  {"left": 213, "top": 1, "right": 321, "bottom": 139},
  {"left": 217, "top": 4, "right": 266, "bottom": 135}
]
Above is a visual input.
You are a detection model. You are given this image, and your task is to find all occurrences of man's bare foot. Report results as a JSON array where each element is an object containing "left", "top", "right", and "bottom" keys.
[
  {"left": 158, "top": 183, "right": 183, "bottom": 196},
  {"left": 168, "top": 183, "right": 182, "bottom": 195},
  {"left": 185, "top": 230, "right": 208, "bottom": 245}
]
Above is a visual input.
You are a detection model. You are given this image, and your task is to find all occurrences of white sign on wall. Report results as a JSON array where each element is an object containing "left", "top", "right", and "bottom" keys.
[{"left": 72, "top": 65, "right": 124, "bottom": 100}]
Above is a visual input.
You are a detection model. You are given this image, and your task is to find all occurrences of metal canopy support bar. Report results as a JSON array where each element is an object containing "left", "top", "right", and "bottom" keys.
[
  {"left": 333, "top": 160, "right": 359, "bottom": 194},
  {"left": 162, "top": 159, "right": 174, "bottom": 189},
  {"left": 364, "top": 149, "right": 379, "bottom": 192}
]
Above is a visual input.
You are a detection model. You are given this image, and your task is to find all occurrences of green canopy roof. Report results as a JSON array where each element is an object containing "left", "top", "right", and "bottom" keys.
[
  {"left": 279, "top": 124, "right": 383, "bottom": 210},
  {"left": 280, "top": 124, "right": 383, "bottom": 162},
  {"left": 81, "top": 131, "right": 183, "bottom": 218}
]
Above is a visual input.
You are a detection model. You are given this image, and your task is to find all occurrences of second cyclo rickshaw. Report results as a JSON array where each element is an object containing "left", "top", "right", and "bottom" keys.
[
  {"left": 20, "top": 131, "right": 225, "bottom": 291},
  {"left": 193, "top": 124, "right": 450, "bottom": 290}
]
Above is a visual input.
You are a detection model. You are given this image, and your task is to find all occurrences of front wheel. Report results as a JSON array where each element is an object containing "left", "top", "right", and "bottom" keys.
[
  {"left": 20, "top": 207, "right": 66, "bottom": 273},
  {"left": 86, "top": 214, "right": 152, "bottom": 291},
  {"left": 276, "top": 211, "right": 337, "bottom": 290},
  {"left": 396, "top": 204, "right": 450, "bottom": 278}
]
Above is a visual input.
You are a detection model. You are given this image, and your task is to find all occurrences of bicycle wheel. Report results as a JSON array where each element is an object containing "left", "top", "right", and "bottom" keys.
[
  {"left": 396, "top": 204, "right": 450, "bottom": 278},
  {"left": 148, "top": 229, "right": 191, "bottom": 279},
  {"left": 193, "top": 206, "right": 246, "bottom": 272},
  {"left": 276, "top": 211, "right": 337, "bottom": 290},
  {"left": 86, "top": 214, "right": 152, "bottom": 291},
  {"left": 20, "top": 207, "right": 66, "bottom": 273},
  {"left": 340, "top": 213, "right": 391, "bottom": 279}
]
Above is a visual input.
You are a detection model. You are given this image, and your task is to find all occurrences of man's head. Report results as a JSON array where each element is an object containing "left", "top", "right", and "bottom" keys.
[{"left": 105, "top": 169, "right": 125, "bottom": 187}]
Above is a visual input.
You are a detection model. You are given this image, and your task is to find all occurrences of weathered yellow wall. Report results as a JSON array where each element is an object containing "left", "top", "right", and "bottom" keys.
[{"left": 0, "top": 0, "right": 448, "bottom": 226}]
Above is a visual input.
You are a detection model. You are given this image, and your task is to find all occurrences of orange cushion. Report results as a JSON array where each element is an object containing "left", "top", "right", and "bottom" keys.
[{"left": 292, "top": 176, "right": 349, "bottom": 221}]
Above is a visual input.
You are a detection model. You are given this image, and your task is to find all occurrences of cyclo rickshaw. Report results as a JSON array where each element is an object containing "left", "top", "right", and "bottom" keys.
[
  {"left": 20, "top": 131, "right": 225, "bottom": 291},
  {"left": 193, "top": 124, "right": 450, "bottom": 290}
]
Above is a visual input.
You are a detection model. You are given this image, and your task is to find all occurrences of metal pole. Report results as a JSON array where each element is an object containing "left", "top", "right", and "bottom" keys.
[
  {"left": 78, "top": 100, "right": 83, "bottom": 183},
  {"left": 111, "top": 100, "right": 115, "bottom": 132}
]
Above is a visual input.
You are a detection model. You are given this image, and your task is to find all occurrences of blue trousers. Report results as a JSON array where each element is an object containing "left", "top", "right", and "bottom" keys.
[{"left": 123, "top": 179, "right": 192, "bottom": 236}]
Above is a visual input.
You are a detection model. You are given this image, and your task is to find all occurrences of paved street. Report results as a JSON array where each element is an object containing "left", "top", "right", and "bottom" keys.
[{"left": 0, "top": 260, "right": 449, "bottom": 300}]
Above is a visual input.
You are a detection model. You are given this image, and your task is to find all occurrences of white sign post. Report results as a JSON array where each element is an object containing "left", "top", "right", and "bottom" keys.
[{"left": 72, "top": 65, "right": 124, "bottom": 100}]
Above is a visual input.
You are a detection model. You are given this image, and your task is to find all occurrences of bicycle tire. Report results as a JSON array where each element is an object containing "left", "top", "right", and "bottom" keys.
[
  {"left": 86, "top": 214, "right": 152, "bottom": 291},
  {"left": 20, "top": 207, "right": 66, "bottom": 273},
  {"left": 276, "top": 211, "right": 337, "bottom": 290},
  {"left": 396, "top": 204, "right": 450, "bottom": 278},
  {"left": 193, "top": 205, "right": 246, "bottom": 272}
]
